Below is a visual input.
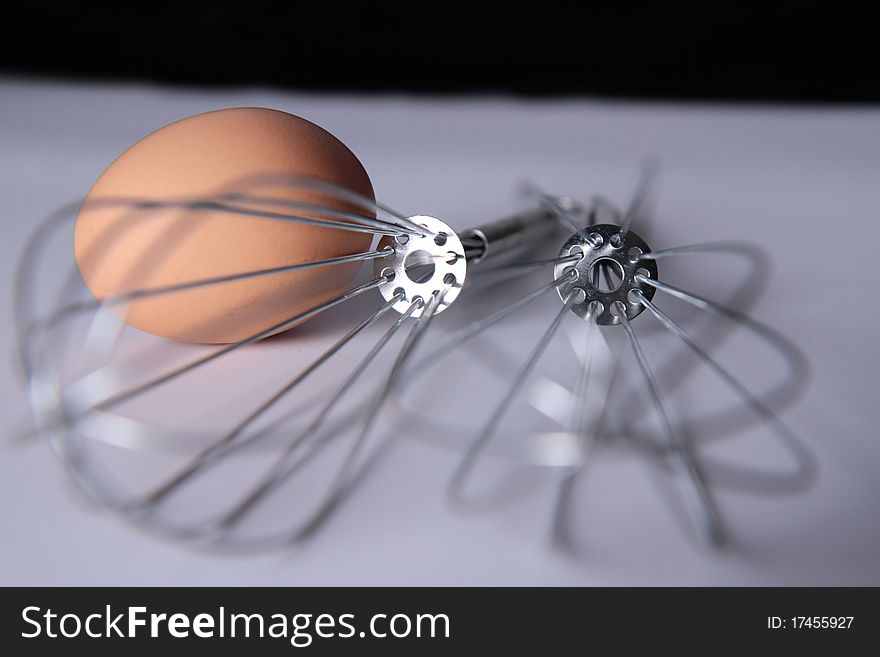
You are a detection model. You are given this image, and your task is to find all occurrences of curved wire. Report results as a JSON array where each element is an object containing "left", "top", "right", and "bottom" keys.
[
  {"left": 618, "top": 305, "right": 724, "bottom": 546},
  {"left": 30, "top": 247, "right": 394, "bottom": 336},
  {"left": 204, "top": 290, "right": 444, "bottom": 545},
  {"left": 128, "top": 292, "right": 406, "bottom": 514},
  {"left": 633, "top": 290, "right": 816, "bottom": 493},
  {"left": 448, "top": 288, "right": 579, "bottom": 510},
  {"left": 66, "top": 274, "right": 391, "bottom": 415},
  {"left": 274, "top": 288, "right": 448, "bottom": 542},
  {"left": 230, "top": 172, "right": 431, "bottom": 237}
]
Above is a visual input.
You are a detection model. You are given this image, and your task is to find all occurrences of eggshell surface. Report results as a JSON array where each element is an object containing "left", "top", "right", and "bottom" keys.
[{"left": 74, "top": 108, "right": 375, "bottom": 343}]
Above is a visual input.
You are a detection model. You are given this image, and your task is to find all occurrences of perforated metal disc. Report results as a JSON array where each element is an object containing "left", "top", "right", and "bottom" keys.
[
  {"left": 375, "top": 215, "right": 466, "bottom": 317},
  {"left": 553, "top": 224, "right": 658, "bottom": 325}
]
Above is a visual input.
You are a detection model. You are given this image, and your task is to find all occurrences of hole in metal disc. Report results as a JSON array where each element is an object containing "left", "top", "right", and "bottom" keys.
[
  {"left": 588, "top": 258, "right": 625, "bottom": 293},
  {"left": 570, "top": 288, "right": 587, "bottom": 304},
  {"left": 404, "top": 250, "right": 436, "bottom": 284}
]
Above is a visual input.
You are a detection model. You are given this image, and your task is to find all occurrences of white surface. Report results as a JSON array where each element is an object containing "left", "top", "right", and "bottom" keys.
[{"left": 1, "top": 78, "right": 879, "bottom": 585}]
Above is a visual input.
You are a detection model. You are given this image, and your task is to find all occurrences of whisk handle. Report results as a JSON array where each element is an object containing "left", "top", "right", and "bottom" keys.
[{"left": 461, "top": 207, "right": 558, "bottom": 264}]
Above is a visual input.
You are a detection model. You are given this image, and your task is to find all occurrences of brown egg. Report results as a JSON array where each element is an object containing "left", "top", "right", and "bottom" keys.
[{"left": 74, "top": 108, "right": 375, "bottom": 344}]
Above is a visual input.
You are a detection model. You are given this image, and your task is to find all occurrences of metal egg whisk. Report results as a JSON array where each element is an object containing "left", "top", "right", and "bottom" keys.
[
  {"left": 393, "top": 166, "right": 814, "bottom": 548},
  {"left": 14, "top": 173, "right": 572, "bottom": 549},
  {"left": 14, "top": 165, "right": 814, "bottom": 551}
]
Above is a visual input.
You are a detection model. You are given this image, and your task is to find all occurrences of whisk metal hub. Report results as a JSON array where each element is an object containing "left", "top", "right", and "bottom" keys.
[
  {"left": 553, "top": 223, "right": 658, "bottom": 325},
  {"left": 376, "top": 215, "right": 466, "bottom": 317}
]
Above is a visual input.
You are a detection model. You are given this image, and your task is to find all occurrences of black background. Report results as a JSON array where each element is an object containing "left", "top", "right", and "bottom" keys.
[{"left": 0, "top": 3, "right": 876, "bottom": 101}]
